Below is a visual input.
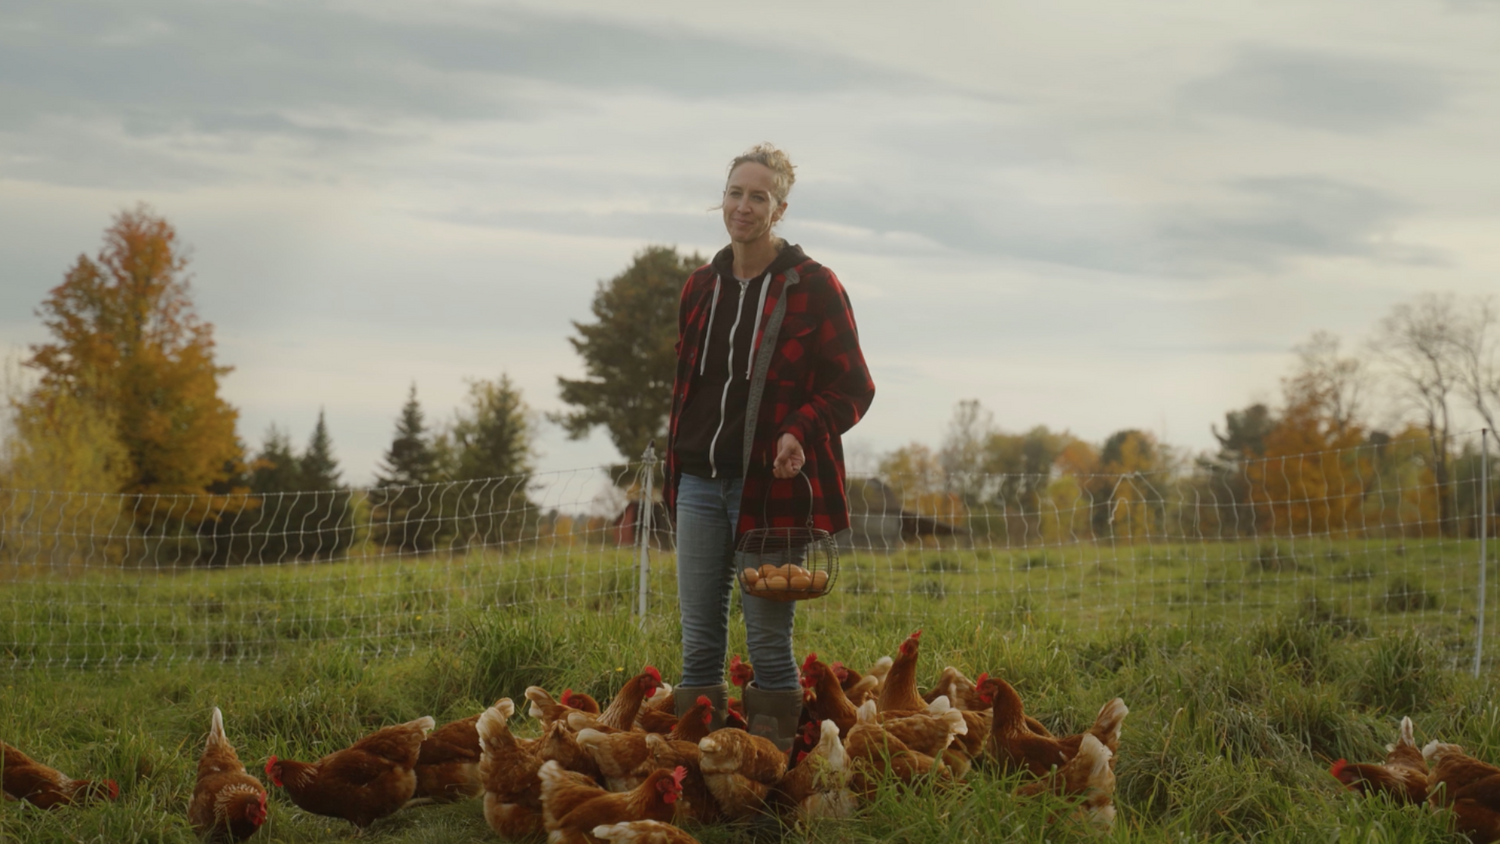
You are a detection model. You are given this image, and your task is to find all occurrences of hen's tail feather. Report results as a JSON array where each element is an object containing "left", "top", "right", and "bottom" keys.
[
  {"left": 476, "top": 699, "right": 516, "bottom": 754},
  {"left": 207, "top": 706, "right": 227, "bottom": 750},
  {"left": 1090, "top": 698, "right": 1129, "bottom": 749}
]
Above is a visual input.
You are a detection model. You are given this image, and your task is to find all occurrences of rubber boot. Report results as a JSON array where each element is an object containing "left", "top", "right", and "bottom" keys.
[
  {"left": 742, "top": 683, "right": 803, "bottom": 753},
  {"left": 674, "top": 682, "right": 729, "bottom": 733}
]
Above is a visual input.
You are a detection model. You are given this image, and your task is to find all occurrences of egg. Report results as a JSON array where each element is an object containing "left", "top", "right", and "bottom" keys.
[
  {"left": 790, "top": 565, "right": 811, "bottom": 578},
  {"left": 759, "top": 563, "right": 780, "bottom": 579},
  {"left": 789, "top": 573, "right": 813, "bottom": 590},
  {"left": 743, "top": 568, "right": 760, "bottom": 585},
  {"left": 763, "top": 575, "right": 789, "bottom": 591},
  {"left": 810, "top": 570, "right": 830, "bottom": 590}
]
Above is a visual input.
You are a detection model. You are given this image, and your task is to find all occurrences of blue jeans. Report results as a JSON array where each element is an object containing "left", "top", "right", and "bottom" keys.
[{"left": 675, "top": 473, "right": 799, "bottom": 691}]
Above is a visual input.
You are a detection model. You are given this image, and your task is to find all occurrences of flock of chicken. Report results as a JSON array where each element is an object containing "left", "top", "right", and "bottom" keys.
[
  {"left": 4, "top": 627, "right": 1496, "bottom": 843},
  {"left": 1330, "top": 716, "right": 1500, "bottom": 843}
]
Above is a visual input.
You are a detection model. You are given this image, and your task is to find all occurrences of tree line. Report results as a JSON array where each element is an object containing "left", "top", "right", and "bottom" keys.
[{"left": 2, "top": 207, "right": 1497, "bottom": 564}]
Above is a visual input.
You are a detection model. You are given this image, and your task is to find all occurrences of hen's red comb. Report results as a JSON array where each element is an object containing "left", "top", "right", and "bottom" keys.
[
  {"left": 264, "top": 756, "right": 277, "bottom": 776},
  {"left": 561, "top": 689, "right": 574, "bottom": 706},
  {"left": 643, "top": 665, "right": 662, "bottom": 683},
  {"left": 672, "top": 766, "right": 688, "bottom": 788},
  {"left": 801, "top": 652, "right": 818, "bottom": 671},
  {"left": 796, "top": 750, "right": 809, "bottom": 764},
  {"left": 106, "top": 780, "right": 120, "bottom": 800},
  {"left": 975, "top": 672, "right": 989, "bottom": 687},
  {"left": 1329, "top": 759, "right": 1349, "bottom": 779}
]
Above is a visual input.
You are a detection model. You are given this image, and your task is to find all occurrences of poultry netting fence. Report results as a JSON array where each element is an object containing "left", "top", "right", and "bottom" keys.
[{"left": 1, "top": 431, "right": 1494, "bottom": 670}]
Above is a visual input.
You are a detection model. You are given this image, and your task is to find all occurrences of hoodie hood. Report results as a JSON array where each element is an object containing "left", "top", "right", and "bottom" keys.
[{"left": 710, "top": 241, "right": 808, "bottom": 280}]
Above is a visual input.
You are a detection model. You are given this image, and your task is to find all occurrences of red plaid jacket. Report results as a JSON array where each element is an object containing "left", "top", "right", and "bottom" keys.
[{"left": 665, "top": 250, "right": 875, "bottom": 536}]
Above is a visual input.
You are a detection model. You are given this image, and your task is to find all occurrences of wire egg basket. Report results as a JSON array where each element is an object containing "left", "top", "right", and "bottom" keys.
[{"left": 734, "top": 472, "right": 839, "bottom": 602}]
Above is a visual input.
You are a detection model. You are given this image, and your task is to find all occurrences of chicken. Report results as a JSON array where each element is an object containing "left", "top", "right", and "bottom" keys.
[
  {"left": 775, "top": 719, "right": 856, "bottom": 822},
  {"left": 923, "top": 665, "right": 972, "bottom": 708},
  {"left": 538, "top": 760, "right": 685, "bottom": 844},
  {"left": 864, "top": 656, "right": 894, "bottom": 695},
  {"left": 800, "top": 652, "right": 861, "bottom": 736},
  {"left": 264, "top": 715, "right": 434, "bottom": 828},
  {"left": 411, "top": 710, "right": 489, "bottom": 804},
  {"left": 979, "top": 675, "right": 1127, "bottom": 777},
  {"left": 843, "top": 700, "right": 950, "bottom": 797},
  {"left": 580, "top": 667, "right": 665, "bottom": 733},
  {"left": 730, "top": 654, "right": 755, "bottom": 692},
  {"left": 1328, "top": 716, "right": 1427, "bottom": 804},
  {"left": 642, "top": 734, "right": 720, "bottom": 825},
  {"left": 0, "top": 740, "right": 118, "bottom": 809},
  {"left": 1425, "top": 741, "right": 1500, "bottom": 844},
  {"left": 1016, "top": 733, "right": 1116, "bottom": 832},
  {"left": 577, "top": 729, "right": 655, "bottom": 792},
  {"left": 592, "top": 819, "right": 702, "bottom": 844},
  {"left": 528, "top": 687, "right": 602, "bottom": 730},
  {"left": 876, "top": 695, "right": 968, "bottom": 759},
  {"left": 539, "top": 720, "right": 604, "bottom": 781},
  {"left": 634, "top": 682, "right": 681, "bottom": 734},
  {"left": 188, "top": 708, "right": 268, "bottom": 842},
  {"left": 696, "top": 728, "right": 788, "bottom": 820},
  {"left": 877, "top": 629, "right": 927, "bottom": 714},
  {"left": 478, "top": 699, "right": 549, "bottom": 840},
  {"left": 725, "top": 655, "right": 753, "bottom": 730},
  {"left": 972, "top": 673, "right": 1050, "bottom": 734}
]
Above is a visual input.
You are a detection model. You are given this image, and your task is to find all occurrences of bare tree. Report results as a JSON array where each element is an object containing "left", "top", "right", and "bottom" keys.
[
  {"left": 1284, "top": 330, "right": 1368, "bottom": 435},
  {"left": 1369, "top": 293, "right": 1464, "bottom": 534},
  {"left": 939, "top": 398, "right": 996, "bottom": 502},
  {"left": 1452, "top": 296, "right": 1499, "bottom": 434}
]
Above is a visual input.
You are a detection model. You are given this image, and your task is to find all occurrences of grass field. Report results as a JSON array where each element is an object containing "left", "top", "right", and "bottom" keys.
[{"left": 2, "top": 539, "right": 1499, "bottom": 842}]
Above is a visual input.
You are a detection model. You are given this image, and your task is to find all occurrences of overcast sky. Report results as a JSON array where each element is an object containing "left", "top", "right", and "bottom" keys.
[{"left": 3, "top": 0, "right": 1497, "bottom": 490}]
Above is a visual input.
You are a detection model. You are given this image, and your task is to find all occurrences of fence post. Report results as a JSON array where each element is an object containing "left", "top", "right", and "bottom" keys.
[
  {"left": 637, "top": 440, "right": 657, "bottom": 627},
  {"left": 1477, "top": 428, "right": 1491, "bottom": 678}
]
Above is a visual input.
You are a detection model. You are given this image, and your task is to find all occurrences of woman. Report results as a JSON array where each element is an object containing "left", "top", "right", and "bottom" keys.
[{"left": 664, "top": 143, "right": 876, "bottom": 751}]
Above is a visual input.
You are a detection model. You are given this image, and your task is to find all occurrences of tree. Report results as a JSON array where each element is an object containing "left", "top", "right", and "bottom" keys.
[
  {"left": 555, "top": 246, "right": 702, "bottom": 464},
  {"left": 243, "top": 415, "right": 353, "bottom": 562},
  {"left": 445, "top": 375, "right": 537, "bottom": 547},
  {"left": 25, "top": 204, "right": 240, "bottom": 497},
  {"left": 1369, "top": 294, "right": 1465, "bottom": 535},
  {"left": 301, "top": 409, "right": 342, "bottom": 490},
  {"left": 1285, "top": 331, "right": 1367, "bottom": 437},
  {"left": 1212, "top": 403, "right": 1276, "bottom": 463},
  {"left": 371, "top": 385, "right": 445, "bottom": 553}
]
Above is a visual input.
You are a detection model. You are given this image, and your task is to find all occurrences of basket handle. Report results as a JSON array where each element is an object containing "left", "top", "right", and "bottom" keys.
[{"left": 759, "top": 470, "right": 816, "bottom": 530}]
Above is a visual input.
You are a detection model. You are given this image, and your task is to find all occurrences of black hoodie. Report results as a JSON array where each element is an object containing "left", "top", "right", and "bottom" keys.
[{"left": 674, "top": 242, "right": 808, "bottom": 479}]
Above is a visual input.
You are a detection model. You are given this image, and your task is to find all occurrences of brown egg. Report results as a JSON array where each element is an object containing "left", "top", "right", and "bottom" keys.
[
  {"left": 759, "top": 563, "right": 780, "bottom": 579},
  {"left": 810, "top": 570, "right": 830, "bottom": 590},
  {"left": 763, "top": 575, "right": 790, "bottom": 591},
  {"left": 790, "top": 565, "right": 811, "bottom": 578},
  {"left": 789, "top": 573, "right": 813, "bottom": 591},
  {"left": 743, "top": 568, "right": 760, "bottom": 585}
]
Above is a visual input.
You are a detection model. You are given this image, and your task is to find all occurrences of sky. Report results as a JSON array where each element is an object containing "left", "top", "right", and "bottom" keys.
[{"left": 2, "top": 0, "right": 1497, "bottom": 491}]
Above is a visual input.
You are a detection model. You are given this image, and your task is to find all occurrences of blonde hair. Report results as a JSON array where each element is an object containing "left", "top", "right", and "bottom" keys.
[{"left": 726, "top": 143, "right": 796, "bottom": 205}]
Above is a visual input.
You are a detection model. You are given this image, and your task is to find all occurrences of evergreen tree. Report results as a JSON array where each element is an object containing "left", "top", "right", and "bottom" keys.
[
  {"left": 250, "top": 426, "right": 300, "bottom": 494},
  {"left": 301, "top": 409, "right": 342, "bottom": 490},
  {"left": 376, "top": 385, "right": 440, "bottom": 487},
  {"left": 372, "top": 385, "right": 444, "bottom": 553},
  {"left": 447, "top": 375, "right": 536, "bottom": 547},
  {"left": 555, "top": 246, "right": 700, "bottom": 465},
  {"left": 297, "top": 410, "right": 353, "bottom": 559}
]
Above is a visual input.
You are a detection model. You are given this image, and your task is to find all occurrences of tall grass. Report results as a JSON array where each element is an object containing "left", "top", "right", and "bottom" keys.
[{"left": 2, "top": 597, "right": 1498, "bottom": 843}]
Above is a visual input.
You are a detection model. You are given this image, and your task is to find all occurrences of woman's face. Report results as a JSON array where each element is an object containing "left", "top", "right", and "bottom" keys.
[{"left": 723, "top": 162, "right": 786, "bottom": 245}]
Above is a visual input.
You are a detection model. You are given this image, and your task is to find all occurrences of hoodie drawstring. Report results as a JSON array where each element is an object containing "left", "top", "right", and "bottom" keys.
[
  {"left": 698, "top": 275, "right": 723, "bottom": 376},
  {"left": 745, "top": 271, "right": 771, "bottom": 380}
]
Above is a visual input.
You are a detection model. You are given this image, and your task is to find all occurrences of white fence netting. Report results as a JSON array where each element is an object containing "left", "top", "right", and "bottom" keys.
[{"left": 1, "top": 432, "right": 1494, "bottom": 669}]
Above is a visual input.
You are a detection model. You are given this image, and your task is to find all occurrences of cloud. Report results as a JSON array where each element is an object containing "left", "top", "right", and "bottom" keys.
[
  {"left": 0, "top": 0, "right": 923, "bottom": 188},
  {"left": 1153, "top": 175, "right": 1442, "bottom": 273},
  {"left": 1179, "top": 45, "right": 1448, "bottom": 134}
]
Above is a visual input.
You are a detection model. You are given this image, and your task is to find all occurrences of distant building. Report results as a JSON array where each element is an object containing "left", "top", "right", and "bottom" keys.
[{"left": 843, "top": 478, "right": 969, "bottom": 550}]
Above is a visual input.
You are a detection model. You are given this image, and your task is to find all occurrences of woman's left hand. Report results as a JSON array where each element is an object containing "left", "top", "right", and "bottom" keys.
[{"left": 773, "top": 433, "right": 805, "bottom": 479}]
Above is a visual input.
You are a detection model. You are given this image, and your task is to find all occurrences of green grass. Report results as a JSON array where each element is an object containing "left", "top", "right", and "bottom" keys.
[{"left": 3, "top": 539, "right": 1500, "bottom": 842}]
